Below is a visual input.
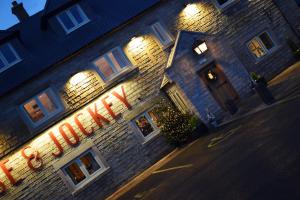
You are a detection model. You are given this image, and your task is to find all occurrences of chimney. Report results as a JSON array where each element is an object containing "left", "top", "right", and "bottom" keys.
[{"left": 11, "top": 1, "right": 29, "bottom": 22}]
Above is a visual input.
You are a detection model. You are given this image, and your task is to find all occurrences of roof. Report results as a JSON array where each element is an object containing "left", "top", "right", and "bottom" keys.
[
  {"left": 0, "top": 0, "right": 160, "bottom": 96},
  {"left": 166, "top": 30, "right": 211, "bottom": 68}
]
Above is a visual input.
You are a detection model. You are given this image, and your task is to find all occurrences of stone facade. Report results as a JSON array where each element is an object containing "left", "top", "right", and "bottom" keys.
[
  {"left": 0, "top": 0, "right": 299, "bottom": 199},
  {"left": 165, "top": 31, "right": 251, "bottom": 120}
]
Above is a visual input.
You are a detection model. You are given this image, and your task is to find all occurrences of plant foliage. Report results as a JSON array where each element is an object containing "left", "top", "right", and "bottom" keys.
[{"left": 153, "top": 99, "right": 198, "bottom": 146}]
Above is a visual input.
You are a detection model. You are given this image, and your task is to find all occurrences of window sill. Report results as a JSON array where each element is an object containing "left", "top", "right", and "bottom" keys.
[
  {"left": 214, "top": 0, "right": 239, "bottom": 12},
  {"left": 141, "top": 130, "right": 161, "bottom": 146},
  {"left": 24, "top": 108, "right": 65, "bottom": 134},
  {"left": 65, "top": 20, "right": 90, "bottom": 35},
  {"left": 102, "top": 66, "right": 139, "bottom": 89},
  {"left": 72, "top": 167, "right": 110, "bottom": 196},
  {"left": 0, "top": 59, "right": 22, "bottom": 74},
  {"left": 162, "top": 41, "right": 175, "bottom": 51},
  {"left": 252, "top": 45, "right": 281, "bottom": 65}
]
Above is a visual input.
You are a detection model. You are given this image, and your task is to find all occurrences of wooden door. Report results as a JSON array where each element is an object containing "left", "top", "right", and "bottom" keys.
[{"left": 199, "top": 63, "right": 239, "bottom": 110}]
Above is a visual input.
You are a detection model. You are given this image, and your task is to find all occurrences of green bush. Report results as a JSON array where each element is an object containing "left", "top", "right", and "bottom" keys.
[
  {"left": 154, "top": 99, "right": 198, "bottom": 146},
  {"left": 250, "top": 72, "right": 261, "bottom": 82}
]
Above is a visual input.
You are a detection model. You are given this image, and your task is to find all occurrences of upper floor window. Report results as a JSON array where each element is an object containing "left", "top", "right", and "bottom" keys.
[
  {"left": 214, "top": 0, "right": 236, "bottom": 9},
  {"left": 0, "top": 43, "right": 21, "bottom": 73},
  {"left": 151, "top": 22, "right": 173, "bottom": 47},
  {"left": 295, "top": 0, "right": 300, "bottom": 6},
  {"left": 93, "top": 47, "right": 132, "bottom": 82},
  {"left": 21, "top": 88, "right": 63, "bottom": 128},
  {"left": 247, "top": 32, "right": 276, "bottom": 59},
  {"left": 56, "top": 4, "right": 89, "bottom": 33}
]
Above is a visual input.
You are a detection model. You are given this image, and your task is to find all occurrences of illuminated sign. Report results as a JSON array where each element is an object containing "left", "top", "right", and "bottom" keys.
[{"left": 0, "top": 85, "right": 131, "bottom": 195}]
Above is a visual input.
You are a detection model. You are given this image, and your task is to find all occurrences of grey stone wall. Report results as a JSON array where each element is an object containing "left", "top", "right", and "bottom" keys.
[
  {"left": 0, "top": 0, "right": 299, "bottom": 199},
  {"left": 273, "top": 0, "right": 300, "bottom": 39}
]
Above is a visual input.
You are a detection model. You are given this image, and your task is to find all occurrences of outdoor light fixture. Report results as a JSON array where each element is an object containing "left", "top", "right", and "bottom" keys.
[
  {"left": 184, "top": 4, "right": 199, "bottom": 16},
  {"left": 193, "top": 41, "right": 208, "bottom": 55},
  {"left": 69, "top": 72, "right": 87, "bottom": 85},
  {"left": 129, "top": 36, "right": 144, "bottom": 49},
  {"left": 206, "top": 70, "right": 217, "bottom": 81}
]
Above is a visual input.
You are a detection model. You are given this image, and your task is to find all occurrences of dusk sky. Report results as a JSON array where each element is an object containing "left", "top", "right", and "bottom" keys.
[{"left": 0, "top": 0, "right": 46, "bottom": 30}]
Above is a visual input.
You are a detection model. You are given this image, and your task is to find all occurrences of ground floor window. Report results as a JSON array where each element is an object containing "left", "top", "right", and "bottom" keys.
[
  {"left": 133, "top": 108, "right": 161, "bottom": 142},
  {"left": 247, "top": 32, "right": 276, "bottom": 59},
  {"left": 60, "top": 148, "right": 109, "bottom": 192}
]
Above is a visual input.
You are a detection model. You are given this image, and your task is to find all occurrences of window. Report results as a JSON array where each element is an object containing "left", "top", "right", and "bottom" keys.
[
  {"left": 151, "top": 22, "right": 173, "bottom": 47},
  {"left": 21, "top": 89, "right": 63, "bottom": 127},
  {"left": 62, "top": 149, "right": 108, "bottom": 190},
  {"left": 93, "top": 47, "right": 132, "bottom": 81},
  {"left": 0, "top": 43, "right": 20, "bottom": 73},
  {"left": 56, "top": 4, "right": 89, "bottom": 33},
  {"left": 214, "top": 0, "right": 236, "bottom": 9},
  {"left": 247, "top": 32, "right": 276, "bottom": 59},
  {"left": 133, "top": 108, "right": 161, "bottom": 142},
  {"left": 295, "top": 0, "right": 300, "bottom": 6},
  {"left": 53, "top": 141, "right": 109, "bottom": 194},
  {"left": 167, "top": 87, "right": 189, "bottom": 114}
]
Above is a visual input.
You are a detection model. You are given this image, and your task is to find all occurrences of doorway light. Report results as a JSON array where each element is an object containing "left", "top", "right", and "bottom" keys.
[{"left": 194, "top": 41, "right": 208, "bottom": 55}]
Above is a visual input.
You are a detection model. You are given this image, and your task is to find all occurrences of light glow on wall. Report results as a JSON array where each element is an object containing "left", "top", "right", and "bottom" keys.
[
  {"left": 0, "top": 83, "right": 133, "bottom": 195},
  {"left": 128, "top": 36, "right": 145, "bottom": 49},
  {"left": 184, "top": 4, "right": 199, "bottom": 17},
  {"left": 125, "top": 35, "right": 152, "bottom": 66},
  {"left": 177, "top": 3, "right": 212, "bottom": 32},
  {"left": 69, "top": 72, "right": 87, "bottom": 86}
]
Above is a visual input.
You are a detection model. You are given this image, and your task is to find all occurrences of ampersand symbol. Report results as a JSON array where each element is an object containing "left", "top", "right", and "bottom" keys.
[{"left": 21, "top": 146, "right": 43, "bottom": 171}]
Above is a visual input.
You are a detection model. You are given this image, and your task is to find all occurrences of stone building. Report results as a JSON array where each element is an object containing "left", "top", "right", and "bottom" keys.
[{"left": 0, "top": 0, "right": 299, "bottom": 199}]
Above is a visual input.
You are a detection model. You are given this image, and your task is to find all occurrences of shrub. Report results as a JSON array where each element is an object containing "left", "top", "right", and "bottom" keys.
[
  {"left": 154, "top": 99, "right": 199, "bottom": 146},
  {"left": 250, "top": 72, "right": 261, "bottom": 82}
]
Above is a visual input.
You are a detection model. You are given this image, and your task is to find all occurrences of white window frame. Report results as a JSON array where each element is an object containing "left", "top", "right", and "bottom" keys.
[
  {"left": 151, "top": 22, "right": 173, "bottom": 47},
  {"left": 247, "top": 31, "right": 276, "bottom": 60},
  {"left": 53, "top": 141, "right": 109, "bottom": 195},
  {"left": 167, "top": 86, "right": 189, "bottom": 114},
  {"left": 56, "top": 4, "right": 90, "bottom": 34},
  {"left": 0, "top": 43, "right": 21, "bottom": 73},
  {"left": 93, "top": 47, "right": 132, "bottom": 82},
  {"left": 213, "top": 0, "right": 237, "bottom": 9},
  {"left": 20, "top": 88, "right": 64, "bottom": 129},
  {"left": 132, "top": 109, "right": 160, "bottom": 144}
]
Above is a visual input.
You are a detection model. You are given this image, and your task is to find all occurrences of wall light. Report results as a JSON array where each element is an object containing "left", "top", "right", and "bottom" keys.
[
  {"left": 206, "top": 70, "right": 217, "bottom": 81},
  {"left": 193, "top": 41, "right": 208, "bottom": 55},
  {"left": 129, "top": 36, "right": 144, "bottom": 49},
  {"left": 69, "top": 72, "right": 87, "bottom": 85},
  {"left": 184, "top": 4, "right": 199, "bottom": 17}
]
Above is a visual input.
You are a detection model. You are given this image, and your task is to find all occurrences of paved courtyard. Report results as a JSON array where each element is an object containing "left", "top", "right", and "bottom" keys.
[
  {"left": 112, "top": 61, "right": 300, "bottom": 200},
  {"left": 117, "top": 95, "right": 300, "bottom": 200}
]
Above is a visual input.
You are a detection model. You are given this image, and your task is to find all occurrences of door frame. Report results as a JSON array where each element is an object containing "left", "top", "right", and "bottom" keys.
[{"left": 198, "top": 62, "right": 240, "bottom": 110}]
